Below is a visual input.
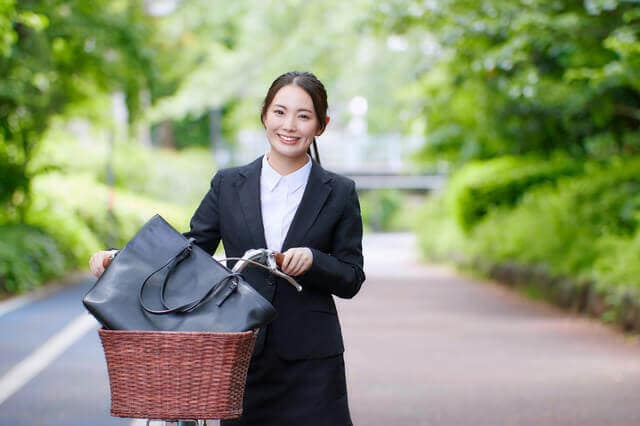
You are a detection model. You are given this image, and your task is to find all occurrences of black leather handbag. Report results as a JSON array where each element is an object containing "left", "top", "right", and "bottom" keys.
[{"left": 83, "top": 214, "right": 277, "bottom": 332}]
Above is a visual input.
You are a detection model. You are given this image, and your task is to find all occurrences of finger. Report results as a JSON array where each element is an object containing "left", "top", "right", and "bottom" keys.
[
  {"left": 90, "top": 254, "right": 105, "bottom": 277},
  {"left": 91, "top": 265, "right": 101, "bottom": 278},
  {"left": 291, "top": 263, "right": 305, "bottom": 276},
  {"left": 90, "top": 253, "right": 101, "bottom": 267},
  {"left": 284, "top": 257, "right": 298, "bottom": 275},
  {"left": 281, "top": 250, "right": 294, "bottom": 273},
  {"left": 287, "top": 251, "right": 304, "bottom": 275},
  {"left": 91, "top": 258, "right": 103, "bottom": 276},
  {"left": 300, "top": 253, "right": 313, "bottom": 275},
  {"left": 298, "top": 258, "right": 310, "bottom": 275},
  {"left": 285, "top": 248, "right": 310, "bottom": 276},
  {"left": 288, "top": 255, "right": 302, "bottom": 276},
  {"left": 291, "top": 253, "right": 308, "bottom": 276},
  {"left": 89, "top": 257, "right": 98, "bottom": 273}
]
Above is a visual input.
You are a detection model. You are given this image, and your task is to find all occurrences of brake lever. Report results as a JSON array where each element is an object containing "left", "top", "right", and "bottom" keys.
[
  {"left": 224, "top": 250, "right": 302, "bottom": 292},
  {"left": 274, "top": 269, "right": 302, "bottom": 292},
  {"left": 267, "top": 251, "right": 302, "bottom": 292}
]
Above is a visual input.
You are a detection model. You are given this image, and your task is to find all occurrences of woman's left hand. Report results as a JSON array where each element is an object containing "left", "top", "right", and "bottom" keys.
[{"left": 281, "top": 247, "right": 313, "bottom": 276}]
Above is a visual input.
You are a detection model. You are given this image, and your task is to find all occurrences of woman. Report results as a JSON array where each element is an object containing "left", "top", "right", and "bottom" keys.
[{"left": 90, "top": 71, "right": 365, "bottom": 425}]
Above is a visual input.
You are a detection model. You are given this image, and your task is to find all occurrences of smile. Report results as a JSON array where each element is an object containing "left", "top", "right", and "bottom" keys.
[{"left": 277, "top": 134, "right": 300, "bottom": 144}]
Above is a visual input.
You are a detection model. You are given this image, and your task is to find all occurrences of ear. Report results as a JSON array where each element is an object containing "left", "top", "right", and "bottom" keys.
[{"left": 316, "top": 116, "right": 330, "bottom": 136}]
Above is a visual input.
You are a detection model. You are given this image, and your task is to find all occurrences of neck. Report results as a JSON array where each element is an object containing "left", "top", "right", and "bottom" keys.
[{"left": 266, "top": 151, "right": 310, "bottom": 176}]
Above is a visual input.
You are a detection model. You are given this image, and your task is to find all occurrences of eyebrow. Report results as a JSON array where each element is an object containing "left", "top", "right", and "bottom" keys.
[{"left": 273, "top": 104, "right": 314, "bottom": 114}]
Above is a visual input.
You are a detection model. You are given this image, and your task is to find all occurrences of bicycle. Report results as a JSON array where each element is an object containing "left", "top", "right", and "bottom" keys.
[{"left": 100, "top": 248, "right": 302, "bottom": 426}]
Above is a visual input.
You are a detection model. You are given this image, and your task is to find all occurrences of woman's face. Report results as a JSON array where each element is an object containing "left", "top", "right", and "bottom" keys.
[{"left": 262, "top": 84, "right": 325, "bottom": 165}]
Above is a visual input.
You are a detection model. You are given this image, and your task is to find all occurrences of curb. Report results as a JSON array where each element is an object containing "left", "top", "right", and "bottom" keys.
[{"left": 484, "top": 261, "right": 640, "bottom": 334}]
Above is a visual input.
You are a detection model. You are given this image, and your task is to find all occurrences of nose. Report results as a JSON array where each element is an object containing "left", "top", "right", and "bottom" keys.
[{"left": 283, "top": 114, "right": 296, "bottom": 132}]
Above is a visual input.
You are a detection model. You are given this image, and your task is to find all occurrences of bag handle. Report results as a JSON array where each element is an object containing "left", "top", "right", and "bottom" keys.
[{"left": 138, "top": 239, "right": 241, "bottom": 315}]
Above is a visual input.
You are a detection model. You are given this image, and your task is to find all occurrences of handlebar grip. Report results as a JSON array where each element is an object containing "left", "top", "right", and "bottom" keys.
[{"left": 275, "top": 252, "right": 284, "bottom": 267}]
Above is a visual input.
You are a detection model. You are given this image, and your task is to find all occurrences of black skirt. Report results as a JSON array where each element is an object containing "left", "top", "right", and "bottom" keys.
[{"left": 221, "top": 331, "right": 352, "bottom": 426}]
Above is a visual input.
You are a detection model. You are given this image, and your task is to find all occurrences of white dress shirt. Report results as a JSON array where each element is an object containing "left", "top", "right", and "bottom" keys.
[{"left": 260, "top": 154, "right": 312, "bottom": 252}]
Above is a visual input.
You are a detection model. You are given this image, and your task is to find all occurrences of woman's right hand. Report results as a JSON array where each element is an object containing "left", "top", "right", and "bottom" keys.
[{"left": 89, "top": 250, "right": 118, "bottom": 278}]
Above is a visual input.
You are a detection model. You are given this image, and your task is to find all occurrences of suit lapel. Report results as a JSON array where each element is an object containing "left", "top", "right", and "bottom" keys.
[
  {"left": 282, "top": 160, "right": 332, "bottom": 251},
  {"left": 235, "top": 157, "right": 268, "bottom": 249}
]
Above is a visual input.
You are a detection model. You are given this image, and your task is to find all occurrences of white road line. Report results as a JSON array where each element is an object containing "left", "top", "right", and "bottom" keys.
[
  {"left": 0, "top": 294, "right": 35, "bottom": 319},
  {"left": 0, "top": 313, "right": 98, "bottom": 406},
  {"left": 0, "top": 281, "right": 71, "bottom": 319}
]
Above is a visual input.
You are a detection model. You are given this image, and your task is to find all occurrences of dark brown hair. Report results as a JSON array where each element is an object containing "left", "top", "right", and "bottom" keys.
[{"left": 260, "top": 71, "right": 328, "bottom": 133}]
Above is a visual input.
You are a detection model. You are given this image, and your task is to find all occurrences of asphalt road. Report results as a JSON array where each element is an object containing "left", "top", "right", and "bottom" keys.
[
  {"left": 1, "top": 233, "right": 639, "bottom": 425},
  {"left": 343, "top": 234, "right": 640, "bottom": 425}
]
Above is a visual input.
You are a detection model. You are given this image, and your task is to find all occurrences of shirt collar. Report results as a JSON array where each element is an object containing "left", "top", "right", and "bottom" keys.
[
  {"left": 261, "top": 154, "right": 282, "bottom": 192},
  {"left": 261, "top": 154, "right": 312, "bottom": 193}
]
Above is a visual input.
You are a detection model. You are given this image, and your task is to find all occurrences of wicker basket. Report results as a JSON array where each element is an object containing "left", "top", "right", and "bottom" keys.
[{"left": 98, "top": 329, "right": 257, "bottom": 420}]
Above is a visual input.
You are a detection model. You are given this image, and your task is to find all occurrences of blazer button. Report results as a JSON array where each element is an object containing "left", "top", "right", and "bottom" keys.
[{"left": 267, "top": 276, "right": 276, "bottom": 286}]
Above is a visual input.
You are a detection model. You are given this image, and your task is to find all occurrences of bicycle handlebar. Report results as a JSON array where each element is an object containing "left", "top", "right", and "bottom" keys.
[
  {"left": 103, "top": 251, "right": 285, "bottom": 269},
  {"left": 226, "top": 249, "right": 302, "bottom": 292},
  {"left": 102, "top": 248, "right": 301, "bottom": 291},
  {"left": 274, "top": 252, "right": 285, "bottom": 268}
]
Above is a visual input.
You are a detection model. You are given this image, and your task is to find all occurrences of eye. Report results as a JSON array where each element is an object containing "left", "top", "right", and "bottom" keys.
[
  {"left": 273, "top": 109, "right": 285, "bottom": 116},
  {"left": 298, "top": 114, "right": 311, "bottom": 120}
]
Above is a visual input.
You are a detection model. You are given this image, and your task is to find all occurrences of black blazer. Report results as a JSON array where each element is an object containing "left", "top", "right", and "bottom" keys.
[{"left": 184, "top": 156, "right": 366, "bottom": 360}]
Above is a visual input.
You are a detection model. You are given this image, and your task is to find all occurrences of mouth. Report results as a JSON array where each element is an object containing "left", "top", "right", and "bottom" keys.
[{"left": 277, "top": 133, "right": 300, "bottom": 145}]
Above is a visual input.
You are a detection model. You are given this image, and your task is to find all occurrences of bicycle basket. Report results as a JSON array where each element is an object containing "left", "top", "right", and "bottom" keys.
[{"left": 98, "top": 329, "right": 256, "bottom": 420}]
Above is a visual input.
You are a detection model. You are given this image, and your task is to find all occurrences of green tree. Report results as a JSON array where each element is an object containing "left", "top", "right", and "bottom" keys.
[
  {"left": 0, "top": 0, "right": 158, "bottom": 222},
  {"left": 370, "top": 0, "right": 640, "bottom": 165}
]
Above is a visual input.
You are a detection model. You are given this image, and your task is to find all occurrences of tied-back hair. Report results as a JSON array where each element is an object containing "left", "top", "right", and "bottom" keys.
[
  {"left": 261, "top": 71, "right": 327, "bottom": 165},
  {"left": 310, "top": 137, "right": 321, "bottom": 164}
]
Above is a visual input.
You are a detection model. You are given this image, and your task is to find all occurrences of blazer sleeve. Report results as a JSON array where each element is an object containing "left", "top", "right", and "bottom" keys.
[
  {"left": 301, "top": 181, "right": 366, "bottom": 299},
  {"left": 183, "top": 171, "right": 223, "bottom": 255}
]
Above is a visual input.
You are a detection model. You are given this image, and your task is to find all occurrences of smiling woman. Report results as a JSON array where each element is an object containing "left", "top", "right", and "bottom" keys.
[
  {"left": 88, "top": 71, "right": 365, "bottom": 426},
  {"left": 260, "top": 71, "right": 330, "bottom": 174},
  {"left": 262, "top": 85, "right": 325, "bottom": 172}
]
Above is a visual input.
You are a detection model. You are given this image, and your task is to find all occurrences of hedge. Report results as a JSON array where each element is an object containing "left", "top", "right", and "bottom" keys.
[
  {"left": 417, "top": 156, "right": 640, "bottom": 331},
  {"left": 0, "top": 131, "right": 215, "bottom": 296},
  {"left": 0, "top": 225, "right": 67, "bottom": 294},
  {"left": 447, "top": 155, "right": 583, "bottom": 232}
]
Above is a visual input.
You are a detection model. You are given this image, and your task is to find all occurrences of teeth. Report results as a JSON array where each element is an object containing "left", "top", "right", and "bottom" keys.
[{"left": 280, "top": 135, "right": 297, "bottom": 141}]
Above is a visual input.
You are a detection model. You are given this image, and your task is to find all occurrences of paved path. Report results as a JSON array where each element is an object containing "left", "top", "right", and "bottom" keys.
[
  {"left": 1, "top": 233, "right": 639, "bottom": 425},
  {"left": 342, "top": 233, "right": 640, "bottom": 425}
]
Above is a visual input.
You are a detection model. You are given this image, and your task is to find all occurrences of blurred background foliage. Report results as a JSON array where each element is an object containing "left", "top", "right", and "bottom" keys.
[
  {"left": 370, "top": 0, "right": 640, "bottom": 164},
  {"left": 1, "top": 0, "right": 640, "bottom": 330}
]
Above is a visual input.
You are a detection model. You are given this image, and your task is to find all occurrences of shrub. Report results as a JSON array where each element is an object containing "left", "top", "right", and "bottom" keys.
[
  {"left": 99, "top": 144, "right": 215, "bottom": 208},
  {"left": 0, "top": 172, "right": 196, "bottom": 295},
  {"left": 417, "top": 156, "right": 640, "bottom": 330},
  {"left": 0, "top": 225, "right": 66, "bottom": 295},
  {"left": 448, "top": 155, "right": 582, "bottom": 233},
  {"left": 35, "top": 127, "right": 215, "bottom": 209},
  {"left": 359, "top": 190, "right": 404, "bottom": 232},
  {"left": 30, "top": 173, "right": 192, "bottom": 251},
  {"left": 467, "top": 157, "right": 640, "bottom": 284},
  {"left": 1, "top": 128, "right": 216, "bottom": 295},
  {"left": 593, "top": 231, "right": 640, "bottom": 293},
  {"left": 414, "top": 192, "right": 466, "bottom": 262}
]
